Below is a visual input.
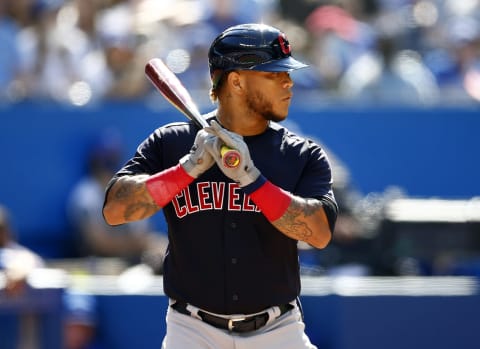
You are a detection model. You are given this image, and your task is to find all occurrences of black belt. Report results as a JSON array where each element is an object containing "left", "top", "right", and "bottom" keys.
[{"left": 171, "top": 301, "right": 294, "bottom": 333}]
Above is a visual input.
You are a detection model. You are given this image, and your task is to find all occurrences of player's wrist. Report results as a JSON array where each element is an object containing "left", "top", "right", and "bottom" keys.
[
  {"left": 242, "top": 174, "right": 267, "bottom": 193},
  {"left": 146, "top": 164, "right": 194, "bottom": 207},
  {"left": 243, "top": 177, "right": 292, "bottom": 221},
  {"left": 180, "top": 154, "right": 202, "bottom": 178},
  {"left": 237, "top": 165, "right": 261, "bottom": 187}
]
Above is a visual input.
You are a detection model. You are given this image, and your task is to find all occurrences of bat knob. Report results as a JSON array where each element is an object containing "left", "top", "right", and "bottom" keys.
[{"left": 221, "top": 146, "right": 240, "bottom": 168}]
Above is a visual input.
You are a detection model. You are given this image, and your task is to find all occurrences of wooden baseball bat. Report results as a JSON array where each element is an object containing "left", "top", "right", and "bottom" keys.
[{"left": 145, "top": 58, "right": 240, "bottom": 168}]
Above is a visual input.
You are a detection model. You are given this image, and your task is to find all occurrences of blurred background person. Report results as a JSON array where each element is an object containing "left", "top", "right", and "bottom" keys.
[
  {"left": 14, "top": 0, "right": 84, "bottom": 102},
  {"left": 11, "top": 0, "right": 154, "bottom": 104},
  {"left": 91, "top": 0, "right": 153, "bottom": 100},
  {"left": 63, "top": 290, "right": 103, "bottom": 349},
  {"left": 66, "top": 128, "right": 168, "bottom": 275},
  {"left": 423, "top": 13, "right": 480, "bottom": 104},
  {"left": 337, "top": 33, "right": 440, "bottom": 106},
  {"left": 0, "top": 204, "right": 45, "bottom": 349},
  {"left": 304, "top": 2, "right": 379, "bottom": 93},
  {"left": 0, "top": 204, "right": 45, "bottom": 297}
]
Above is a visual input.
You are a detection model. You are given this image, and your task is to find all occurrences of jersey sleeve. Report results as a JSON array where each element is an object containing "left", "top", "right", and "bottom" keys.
[
  {"left": 103, "top": 129, "right": 163, "bottom": 195},
  {"left": 295, "top": 139, "right": 338, "bottom": 232},
  {"left": 119, "top": 130, "right": 165, "bottom": 176},
  {"left": 104, "top": 122, "right": 194, "bottom": 199}
]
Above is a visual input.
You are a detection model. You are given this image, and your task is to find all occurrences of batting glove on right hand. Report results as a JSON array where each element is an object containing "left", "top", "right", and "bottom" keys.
[
  {"left": 204, "top": 120, "right": 261, "bottom": 187},
  {"left": 180, "top": 129, "right": 216, "bottom": 178}
]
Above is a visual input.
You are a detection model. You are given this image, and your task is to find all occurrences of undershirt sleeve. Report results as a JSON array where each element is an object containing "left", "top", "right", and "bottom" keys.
[{"left": 319, "top": 196, "right": 338, "bottom": 234}]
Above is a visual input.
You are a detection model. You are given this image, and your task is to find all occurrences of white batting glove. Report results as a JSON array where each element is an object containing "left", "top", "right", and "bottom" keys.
[
  {"left": 204, "top": 120, "right": 261, "bottom": 187},
  {"left": 180, "top": 129, "right": 216, "bottom": 178}
]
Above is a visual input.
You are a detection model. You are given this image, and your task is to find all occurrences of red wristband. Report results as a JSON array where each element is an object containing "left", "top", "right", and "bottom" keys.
[
  {"left": 249, "top": 180, "right": 292, "bottom": 221},
  {"left": 146, "top": 164, "right": 194, "bottom": 207}
]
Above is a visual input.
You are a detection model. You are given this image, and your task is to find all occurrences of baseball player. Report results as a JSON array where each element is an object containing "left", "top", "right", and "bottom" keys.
[{"left": 103, "top": 23, "right": 337, "bottom": 349}]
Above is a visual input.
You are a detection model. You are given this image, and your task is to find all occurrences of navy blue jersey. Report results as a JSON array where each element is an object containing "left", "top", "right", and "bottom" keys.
[{"left": 107, "top": 113, "right": 336, "bottom": 314}]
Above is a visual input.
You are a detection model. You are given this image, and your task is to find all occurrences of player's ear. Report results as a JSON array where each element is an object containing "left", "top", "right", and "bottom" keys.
[{"left": 228, "top": 71, "right": 244, "bottom": 93}]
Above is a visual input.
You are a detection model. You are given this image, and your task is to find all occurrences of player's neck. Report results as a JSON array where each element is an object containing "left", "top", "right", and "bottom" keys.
[{"left": 216, "top": 104, "right": 269, "bottom": 136}]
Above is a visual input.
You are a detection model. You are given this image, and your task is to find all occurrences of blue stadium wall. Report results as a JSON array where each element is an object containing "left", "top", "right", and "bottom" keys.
[{"left": 0, "top": 102, "right": 479, "bottom": 256}]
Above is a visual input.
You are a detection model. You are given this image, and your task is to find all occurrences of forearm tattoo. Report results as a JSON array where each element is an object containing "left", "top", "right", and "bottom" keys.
[
  {"left": 273, "top": 197, "right": 324, "bottom": 243},
  {"left": 112, "top": 176, "right": 159, "bottom": 221}
]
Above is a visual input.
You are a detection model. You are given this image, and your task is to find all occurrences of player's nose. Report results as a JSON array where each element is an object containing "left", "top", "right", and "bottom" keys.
[{"left": 282, "top": 73, "right": 293, "bottom": 89}]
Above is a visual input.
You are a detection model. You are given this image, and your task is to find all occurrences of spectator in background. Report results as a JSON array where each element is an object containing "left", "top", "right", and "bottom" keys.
[
  {"left": 66, "top": 129, "right": 167, "bottom": 274},
  {"left": 277, "top": 0, "right": 318, "bottom": 25},
  {"left": 12, "top": 0, "right": 153, "bottom": 104},
  {"left": 63, "top": 290, "right": 102, "bottom": 349},
  {"left": 340, "top": 34, "right": 440, "bottom": 105},
  {"left": 304, "top": 3, "right": 378, "bottom": 92},
  {"left": 0, "top": 204, "right": 46, "bottom": 349},
  {"left": 93, "top": 1, "right": 152, "bottom": 100},
  {"left": 430, "top": 16, "right": 480, "bottom": 103},
  {"left": 0, "top": 204, "right": 44, "bottom": 297},
  {"left": 15, "top": 0, "right": 78, "bottom": 101}
]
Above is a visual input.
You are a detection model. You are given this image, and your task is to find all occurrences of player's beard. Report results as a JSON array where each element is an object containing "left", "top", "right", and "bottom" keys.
[{"left": 245, "top": 89, "right": 287, "bottom": 122}]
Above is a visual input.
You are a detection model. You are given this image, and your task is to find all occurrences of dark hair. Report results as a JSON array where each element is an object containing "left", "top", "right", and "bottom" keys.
[{"left": 209, "top": 70, "right": 235, "bottom": 102}]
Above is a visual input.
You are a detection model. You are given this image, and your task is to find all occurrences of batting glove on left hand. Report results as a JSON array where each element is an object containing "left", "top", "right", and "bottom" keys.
[
  {"left": 204, "top": 120, "right": 261, "bottom": 187},
  {"left": 180, "top": 129, "right": 216, "bottom": 178}
]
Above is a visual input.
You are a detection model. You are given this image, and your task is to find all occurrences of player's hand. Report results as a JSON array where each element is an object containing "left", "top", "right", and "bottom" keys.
[
  {"left": 179, "top": 129, "right": 216, "bottom": 178},
  {"left": 204, "top": 120, "right": 260, "bottom": 187}
]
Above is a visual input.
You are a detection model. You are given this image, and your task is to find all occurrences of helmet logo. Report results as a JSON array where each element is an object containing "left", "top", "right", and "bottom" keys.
[{"left": 278, "top": 34, "right": 291, "bottom": 55}]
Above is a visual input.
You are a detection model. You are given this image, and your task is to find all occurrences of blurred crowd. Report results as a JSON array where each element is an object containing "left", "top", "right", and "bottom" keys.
[{"left": 1, "top": 0, "right": 479, "bottom": 107}]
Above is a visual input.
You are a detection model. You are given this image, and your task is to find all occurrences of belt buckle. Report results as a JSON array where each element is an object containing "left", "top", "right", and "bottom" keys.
[{"left": 227, "top": 317, "right": 246, "bottom": 331}]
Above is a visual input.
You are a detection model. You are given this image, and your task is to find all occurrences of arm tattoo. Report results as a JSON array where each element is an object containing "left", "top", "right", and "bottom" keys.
[
  {"left": 112, "top": 176, "right": 159, "bottom": 221},
  {"left": 273, "top": 197, "right": 324, "bottom": 242}
]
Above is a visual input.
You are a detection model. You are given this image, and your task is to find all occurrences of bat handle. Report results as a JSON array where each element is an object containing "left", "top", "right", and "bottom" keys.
[{"left": 220, "top": 145, "right": 241, "bottom": 168}]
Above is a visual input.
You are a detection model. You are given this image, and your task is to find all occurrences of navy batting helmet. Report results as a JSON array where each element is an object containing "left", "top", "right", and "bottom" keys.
[{"left": 208, "top": 23, "right": 308, "bottom": 76}]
